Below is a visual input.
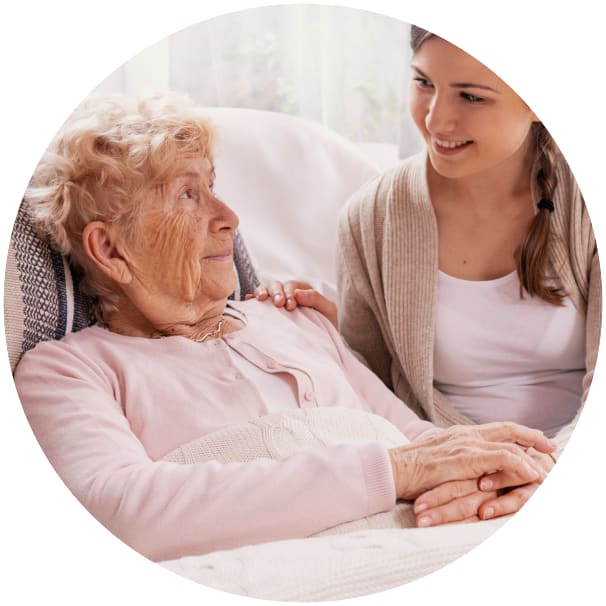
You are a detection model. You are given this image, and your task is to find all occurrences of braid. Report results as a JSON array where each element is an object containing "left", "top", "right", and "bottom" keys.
[{"left": 515, "top": 123, "right": 565, "bottom": 305}]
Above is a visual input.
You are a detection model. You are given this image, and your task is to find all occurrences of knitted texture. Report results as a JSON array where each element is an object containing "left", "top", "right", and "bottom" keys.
[
  {"left": 161, "top": 520, "right": 504, "bottom": 600},
  {"left": 163, "top": 407, "right": 407, "bottom": 463},
  {"left": 3, "top": 200, "right": 94, "bottom": 372}
]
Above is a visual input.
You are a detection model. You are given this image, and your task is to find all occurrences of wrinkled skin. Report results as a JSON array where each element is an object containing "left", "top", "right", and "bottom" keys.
[{"left": 101, "top": 156, "right": 241, "bottom": 340}]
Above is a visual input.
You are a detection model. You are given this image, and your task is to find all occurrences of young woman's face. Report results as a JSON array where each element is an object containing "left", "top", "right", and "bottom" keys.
[{"left": 409, "top": 36, "right": 537, "bottom": 180}]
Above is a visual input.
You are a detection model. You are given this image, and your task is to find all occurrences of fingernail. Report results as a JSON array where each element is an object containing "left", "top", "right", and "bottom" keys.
[
  {"left": 414, "top": 503, "right": 428, "bottom": 514},
  {"left": 483, "top": 507, "right": 495, "bottom": 520},
  {"left": 274, "top": 294, "right": 282, "bottom": 302},
  {"left": 480, "top": 478, "right": 493, "bottom": 490},
  {"left": 417, "top": 516, "right": 432, "bottom": 528}
]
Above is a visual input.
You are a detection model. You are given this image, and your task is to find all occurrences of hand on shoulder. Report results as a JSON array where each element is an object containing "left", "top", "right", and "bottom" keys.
[{"left": 246, "top": 280, "right": 338, "bottom": 328}]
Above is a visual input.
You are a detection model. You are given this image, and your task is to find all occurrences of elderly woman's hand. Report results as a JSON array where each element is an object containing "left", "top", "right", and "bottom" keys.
[
  {"left": 389, "top": 422, "right": 555, "bottom": 501},
  {"left": 411, "top": 447, "right": 555, "bottom": 526},
  {"left": 246, "top": 280, "right": 338, "bottom": 328}
]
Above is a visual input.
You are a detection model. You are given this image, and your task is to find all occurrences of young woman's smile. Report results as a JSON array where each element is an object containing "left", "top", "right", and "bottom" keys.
[
  {"left": 432, "top": 137, "right": 474, "bottom": 156},
  {"left": 409, "top": 36, "right": 537, "bottom": 181}
]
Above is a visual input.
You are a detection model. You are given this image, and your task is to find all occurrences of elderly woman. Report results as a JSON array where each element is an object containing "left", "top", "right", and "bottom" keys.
[{"left": 14, "top": 94, "right": 554, "bottom": 563}]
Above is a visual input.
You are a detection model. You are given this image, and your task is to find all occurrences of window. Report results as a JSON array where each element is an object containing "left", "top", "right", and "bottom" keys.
[{"left": 94, "top": 5, "right": 424, "bottom": 168}]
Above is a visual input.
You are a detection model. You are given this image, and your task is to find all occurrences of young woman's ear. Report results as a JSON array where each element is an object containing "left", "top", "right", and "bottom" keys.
[{"left": 82, "top": 221, "right": 133, "bottom": 285}]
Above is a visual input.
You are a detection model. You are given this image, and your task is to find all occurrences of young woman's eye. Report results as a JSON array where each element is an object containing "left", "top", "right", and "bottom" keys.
[
  {"left": 461, "top": 92, "right": 485, "bottom": 104},
  {"left": 413, "top": 77, "right": 433, "bottom": 89}
]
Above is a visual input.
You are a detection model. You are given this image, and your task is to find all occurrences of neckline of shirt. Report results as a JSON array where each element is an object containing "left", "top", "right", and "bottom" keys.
[{"left": 438, "top": 269, "right": 518, "bottom": 287}]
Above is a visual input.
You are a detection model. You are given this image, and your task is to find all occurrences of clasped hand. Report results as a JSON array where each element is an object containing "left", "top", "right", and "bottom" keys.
[
  {"left": 411, "top": 443, "right": 554, "bottom": 527},
  {"left": 389, "top": 424, "right": 555, "bottom": 527}
]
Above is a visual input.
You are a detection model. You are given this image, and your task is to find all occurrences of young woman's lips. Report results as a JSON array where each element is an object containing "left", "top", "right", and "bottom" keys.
[{"left": 432, "top": 138, "right": 473, "bottom": 156}]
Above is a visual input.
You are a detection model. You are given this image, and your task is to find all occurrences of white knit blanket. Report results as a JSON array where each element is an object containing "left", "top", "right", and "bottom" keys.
[{"left": 160, "top": 408, "right": 505, "bottom": 600}]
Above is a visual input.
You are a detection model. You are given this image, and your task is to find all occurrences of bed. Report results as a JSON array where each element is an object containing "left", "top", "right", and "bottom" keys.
[{"left": 4, "top": 106, "right": 507, "bottom": 601}]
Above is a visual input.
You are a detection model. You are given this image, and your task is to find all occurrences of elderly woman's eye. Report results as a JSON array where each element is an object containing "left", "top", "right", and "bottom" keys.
[{"left": 179, "top": 189, "right": 199, "bottom": 202}]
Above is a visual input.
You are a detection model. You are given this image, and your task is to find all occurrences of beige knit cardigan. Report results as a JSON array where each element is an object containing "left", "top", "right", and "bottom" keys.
[{"left": 337, "top": 152, "right": 601, "bottom": 457}]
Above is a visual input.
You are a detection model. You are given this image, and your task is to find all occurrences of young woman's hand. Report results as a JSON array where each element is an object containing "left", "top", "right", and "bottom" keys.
[
  {"left": 246, "top": 280, "right": 338, "bottom": 328},
  {"left": 411, "top": 447, "right": 555, "bottom": 527}
]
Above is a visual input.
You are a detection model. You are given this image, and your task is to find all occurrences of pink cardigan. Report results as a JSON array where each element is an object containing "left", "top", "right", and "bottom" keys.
[{"left": 14, "top": 300, "right": 436, "bottom": 561}]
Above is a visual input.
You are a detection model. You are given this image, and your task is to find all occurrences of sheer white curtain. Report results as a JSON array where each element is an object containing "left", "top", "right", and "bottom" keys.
[{"left": 95, "top": 5, "right": 424, "bottom": 167}]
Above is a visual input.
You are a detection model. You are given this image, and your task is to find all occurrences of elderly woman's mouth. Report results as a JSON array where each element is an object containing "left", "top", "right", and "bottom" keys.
[{"left": 202, "top": 250, "right": 233, "bottom": 262}]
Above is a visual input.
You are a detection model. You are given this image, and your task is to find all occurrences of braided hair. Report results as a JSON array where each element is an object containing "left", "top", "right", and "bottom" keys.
[{"left": 515, "top": 123, "right": 565, "bottom": 304}]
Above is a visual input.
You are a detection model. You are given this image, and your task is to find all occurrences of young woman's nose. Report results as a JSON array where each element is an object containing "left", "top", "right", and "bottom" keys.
[{"left": 425, "top": 94, "right": 457, "bottom": 134}]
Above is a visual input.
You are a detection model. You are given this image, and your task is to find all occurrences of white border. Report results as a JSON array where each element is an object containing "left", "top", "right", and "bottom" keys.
[{"left": 1, "top": 1, "right": 604, "bottom": 604}]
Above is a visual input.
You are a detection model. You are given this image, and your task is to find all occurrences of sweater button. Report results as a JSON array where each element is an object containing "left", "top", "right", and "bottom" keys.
[
  {"left": 266, "top": 359, "right": 278, "bottom": 370},
  {"left": 303, "top": 391, "right": 314, "bottom": 401}
]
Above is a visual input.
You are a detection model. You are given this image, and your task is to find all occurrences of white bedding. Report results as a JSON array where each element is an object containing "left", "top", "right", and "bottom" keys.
[
  {"left": 161, "top": 522, "right": 503, "bottom": 601},
  {"left": 159, "top": 408, "right": 506, "bottom": 600}
]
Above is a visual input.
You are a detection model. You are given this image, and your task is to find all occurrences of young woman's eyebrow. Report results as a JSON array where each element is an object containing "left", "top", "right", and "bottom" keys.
[
  {"left": 450, "top": 81, "right": 500, "bottom": 93},
  {"left": 410, "top": 65, "right": 429, "bottom": 79},
  {"left": 411, "top": 65, "right": 500, "bottom": 93}
]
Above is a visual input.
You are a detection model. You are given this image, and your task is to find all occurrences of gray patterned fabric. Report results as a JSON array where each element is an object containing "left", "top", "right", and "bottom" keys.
[
  {"left": 232, "top": 229, "right": 260, "bottom": 300},
  {"left": 4, "top": 199, "right": 260, "bottom": 372}
]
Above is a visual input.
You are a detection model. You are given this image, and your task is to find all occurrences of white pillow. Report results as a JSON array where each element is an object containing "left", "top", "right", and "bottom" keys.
[{"left": 204, "top": 108, "right": 381, "bottom": 288}]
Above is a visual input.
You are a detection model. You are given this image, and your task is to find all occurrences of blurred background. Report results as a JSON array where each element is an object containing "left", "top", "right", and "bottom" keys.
[{"left": 93, "top": 4, "right": 425, "bottom": 170}]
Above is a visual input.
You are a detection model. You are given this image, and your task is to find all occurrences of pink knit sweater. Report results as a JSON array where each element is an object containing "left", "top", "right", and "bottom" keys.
[{"left": 14, "top": 299, "right": 436, "bottom": 562}]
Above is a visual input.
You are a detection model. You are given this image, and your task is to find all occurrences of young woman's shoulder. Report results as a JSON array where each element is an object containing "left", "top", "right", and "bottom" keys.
[
  {"left": 552, "top": 153, "right": 595, "bottom": 258},
  {"left": 340, "top": 152, "right": 427, "bottom": 231}
]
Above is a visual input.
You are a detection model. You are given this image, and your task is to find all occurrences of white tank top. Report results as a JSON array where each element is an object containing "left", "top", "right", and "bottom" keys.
[{"left": 433, "top": 270, "right": 585, "bottom": 437}]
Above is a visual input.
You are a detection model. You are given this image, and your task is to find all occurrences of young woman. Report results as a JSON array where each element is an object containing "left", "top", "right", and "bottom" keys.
[{"left": 253, "top": 26, "right": 600, "bottom": 526}]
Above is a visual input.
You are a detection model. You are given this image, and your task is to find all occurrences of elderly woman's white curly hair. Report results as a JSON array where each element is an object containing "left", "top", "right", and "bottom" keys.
[{"left": 25, "top": 93, "right": 216, "bottom": 319}]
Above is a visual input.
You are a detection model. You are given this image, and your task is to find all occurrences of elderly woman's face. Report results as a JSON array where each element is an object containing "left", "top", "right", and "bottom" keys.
[{"left": 123, "top": 156, "right": 239, "bottom": 326}]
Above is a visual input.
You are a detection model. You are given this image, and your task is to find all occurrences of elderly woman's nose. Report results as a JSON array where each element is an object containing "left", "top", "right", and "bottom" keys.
[{"left": 210, "top": 195, "right": 239, "bottom": 231}]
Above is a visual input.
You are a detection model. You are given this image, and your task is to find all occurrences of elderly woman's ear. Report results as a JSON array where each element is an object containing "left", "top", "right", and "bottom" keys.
[{"left": 82, "top": 221, "right": 133, "bottom": 285}]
